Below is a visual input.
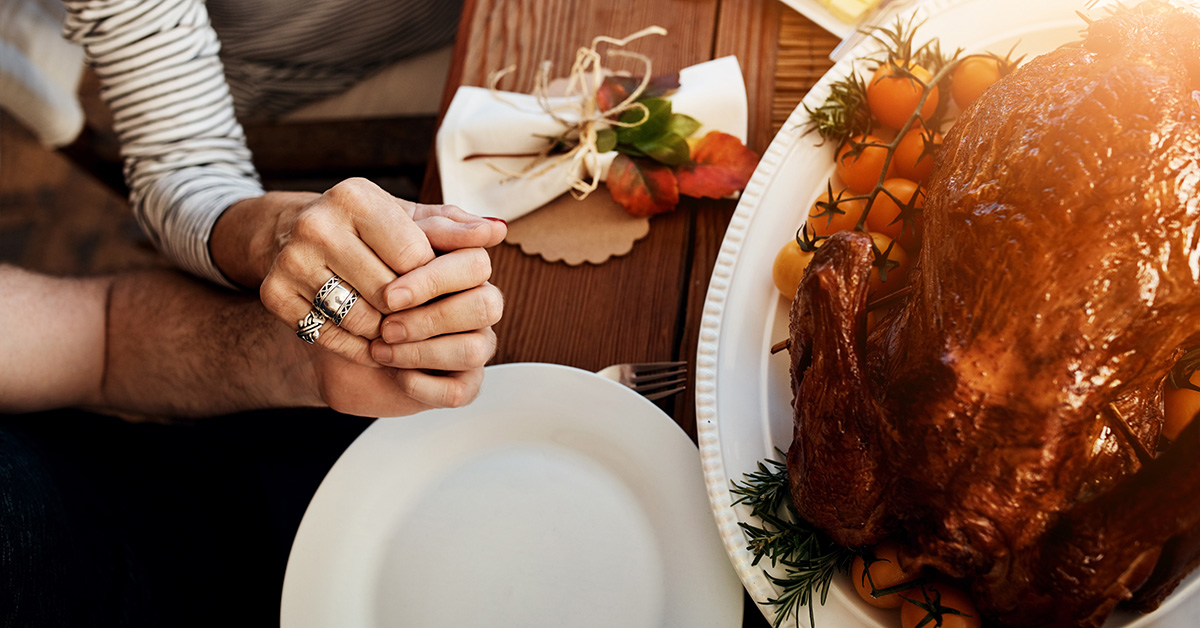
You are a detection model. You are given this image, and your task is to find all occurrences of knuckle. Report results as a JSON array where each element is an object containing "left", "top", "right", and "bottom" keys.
[
  {"left": 468, "top": 249, "right": 493, "bottom": 280},
  {"left": 405, "top": 272, "right": 441, "bottom": 306},
  {"left": 441, "top": 379, "right": 477, "bottom": 408},
  {"left": 479, "top": 286, "right": 504, "bottom": 325},
  {"left": 462, "top": 332, "right": 495, "bottom": 366},
  {"left": 407, "top": 201, "right": 438, "bottom": 220},
  {"left": 258, "top": 277, "right": 291, "bottom": 314},
  {"left": 413, "top": 308, "right": 438, "bottom": 338},
  {"left": 484, "top": 327, "right": 498, "bottom": 356},
  {"left": 273, "top": 245, "right": 310, "bottom": 277},
  {"left": 394, "top": 239, "right": 435, "bottom": 273},
  {"left": 394, "top": 370, "right": 424, "bottom": 399},
  {"left": 427, "top": 274, "right": 450, "bottom": 301},
  {"left": 362, "top": 284, "right": 390, "bottom": 312},
  {"left": 345, "top": 308, "right": 381, "bottom": 340},
  {"left": 327, "top": 177, "right": 372, "bottom": 204},
  {"left": 291, "top": 210, "right": 335, "bottom": 245},
  {"left": 402, "top": 342, "right": 423, "bottom": 367}
]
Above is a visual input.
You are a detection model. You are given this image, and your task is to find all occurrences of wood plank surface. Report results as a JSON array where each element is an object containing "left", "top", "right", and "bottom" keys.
[
  {"left": 421, "top": 5, "right": 841, "bottom": 623},
  {"left": 424, "top": 0, "right": 727, "bottom": 408}
]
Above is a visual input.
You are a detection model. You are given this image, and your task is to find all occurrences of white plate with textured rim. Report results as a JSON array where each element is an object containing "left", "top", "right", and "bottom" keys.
[
  {"left": 281, "top": 362, "right": 742, "bottom": 628},
  {"left": 695, "top": 0, "right": 1200, "bottom": 626}
]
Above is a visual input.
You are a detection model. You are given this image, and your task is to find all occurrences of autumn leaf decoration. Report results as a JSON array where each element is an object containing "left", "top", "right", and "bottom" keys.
[
  {"left": 479, "top": 27, "right": 758, "bottom": 217},
  {"left": 596, "top": 75, "right": 759, "bottom": 216}
]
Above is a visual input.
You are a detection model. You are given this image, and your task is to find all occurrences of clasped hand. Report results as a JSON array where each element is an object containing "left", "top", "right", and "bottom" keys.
[{"left": 215, "top": 178, "right": 507, "bottom": 414}]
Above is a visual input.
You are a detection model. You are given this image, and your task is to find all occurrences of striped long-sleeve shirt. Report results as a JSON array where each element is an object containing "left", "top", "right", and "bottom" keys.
[{"left": 62, "top": 0, "right": 460, "bottom": 288}]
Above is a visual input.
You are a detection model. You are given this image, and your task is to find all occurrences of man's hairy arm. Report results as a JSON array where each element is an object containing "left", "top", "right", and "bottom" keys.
[
  {"left": 0, "top": 265, "right": 490, "bottom": 419},
  {"left": 0, "top": 265, "right": 319, "bottom": 417},
  {"left": 100, "top": 269, "right": 323, "bottom": 417}
]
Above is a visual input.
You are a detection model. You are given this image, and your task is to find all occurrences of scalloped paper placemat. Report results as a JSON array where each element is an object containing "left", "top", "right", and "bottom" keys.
[{"left": 503, "top": 191, "right": 650, "bottom": 265}]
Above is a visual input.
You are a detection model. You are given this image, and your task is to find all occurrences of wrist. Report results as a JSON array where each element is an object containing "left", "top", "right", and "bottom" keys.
[{"left": 211, "top": 191, "right": 319, "bottom": 289}]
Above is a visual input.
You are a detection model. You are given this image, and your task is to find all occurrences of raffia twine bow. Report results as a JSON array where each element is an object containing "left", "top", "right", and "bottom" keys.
[{"left": 485, "top": 26, "right": 668, "bottom": 200}]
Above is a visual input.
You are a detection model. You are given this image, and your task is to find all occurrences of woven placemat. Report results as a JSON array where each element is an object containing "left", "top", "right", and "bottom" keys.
[{"left": 772, "top": 9, "right": 841, "bottom": 136}]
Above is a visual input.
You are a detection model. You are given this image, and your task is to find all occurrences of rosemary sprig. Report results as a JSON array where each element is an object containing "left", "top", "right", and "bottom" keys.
[
  {"left": 731, "top": 454, "right": 856, "bottom": 627},
  {"left": 802, "top": 72, "right": 871, "bottom": 147}
]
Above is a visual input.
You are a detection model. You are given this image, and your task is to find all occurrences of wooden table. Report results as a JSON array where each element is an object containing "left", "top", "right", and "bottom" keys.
[{"left": 420, "top": 1, "right": 840, "bottom": 625}]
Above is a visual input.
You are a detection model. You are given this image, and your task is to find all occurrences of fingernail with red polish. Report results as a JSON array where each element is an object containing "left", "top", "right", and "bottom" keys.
[{"left": 484, "top": 217, "right": 507, "bottom": 225}]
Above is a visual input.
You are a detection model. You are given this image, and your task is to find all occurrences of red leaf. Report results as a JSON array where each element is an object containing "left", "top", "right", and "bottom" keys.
[
  {"left": 595, "top": 73, "right": 681, "bottom": 113},
  {"left": 675, "top": 131, "right": 759, "bottom": 199},
  {"left": 596, "top": 77, "right": 630, "bottom": 113},
  {"left": 606, "top": 153, "right": 680, "bottom": 216}
]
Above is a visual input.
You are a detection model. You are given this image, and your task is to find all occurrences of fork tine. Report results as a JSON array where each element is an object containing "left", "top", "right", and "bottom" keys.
[
  {"left": 628, "top": 361, "right": 687, "bottom": 383},
  {"left": 596, "top": 361, "right": 688, "bottom": 400},
  {"left": 631, "top": 375, "right": 687, "bottom": 393},
  {"left": 642, "top": 384, "right": 687, "bottom": 401},
  {"left": 628, "top": 360, "right": 687, "bottom": 373},
  {"left": 628, "top": 368, "right": 688, "bottom": 385}
]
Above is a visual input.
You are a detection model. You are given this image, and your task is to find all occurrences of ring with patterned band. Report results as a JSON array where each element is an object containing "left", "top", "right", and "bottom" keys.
[
  {"left": 296, "top": 310, "right": 327, "bottom": 344},
  {"left": 313, "top": 274, "right": 360, "bottom": 326}
]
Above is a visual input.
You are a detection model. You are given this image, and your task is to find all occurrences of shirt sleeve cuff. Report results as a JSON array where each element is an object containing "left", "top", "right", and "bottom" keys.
[{"left": 136, "top": 170, "right": 266, "bottom": 291}]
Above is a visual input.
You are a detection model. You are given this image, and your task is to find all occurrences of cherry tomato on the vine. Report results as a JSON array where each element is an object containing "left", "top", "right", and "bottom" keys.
[
  {"left": 851, "top": 540, "right": 919, "bottom": 609},
  {"left": 837, "top": 135, "right": 894, "bottom": 193},
  {"left": 867, "top": 60, "right": 940, "bottom": 130},
  {"left": 772, "top": 237, "right": 821, "bottom": 299},
  {"left": 868, "top": 232, "right": 912, "bottom": 297},
  {"left": 894, "top": 128, "right": 942, "bottom": 184},
  {"left": 951, "top": 55, "right": 1004, "bottom": 109},
  {"left": 866, "top": 178, "right": 925, "bottom": 244},
  {"left": 900, "top": 582, "right": 982, "bottom": 628},
  {"left": 808, "top": 187, "right": 868, "bottom": 236}
]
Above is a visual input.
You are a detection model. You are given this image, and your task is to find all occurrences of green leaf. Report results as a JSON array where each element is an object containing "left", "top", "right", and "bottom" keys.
[
  {"left": 667, "top": 113, "right": 702, "bottom": 139},
  {"left": 616, "top": 98, "right": 672, "bottom": 146},
  {"left": 595, "top": 128, "right": 618, "bottom": 153},
  {"left": 616, "top": 144, "right": 648, "bottom": 158},
  {"left": 635, "top": 132, "right": 691, "bottom": 166}
]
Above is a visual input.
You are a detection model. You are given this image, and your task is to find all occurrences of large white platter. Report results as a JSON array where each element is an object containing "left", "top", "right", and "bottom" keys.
[
  {"left": 282, "top": 362, "right": 742, "bottom": 628},
  {"left": 695, "top": 0, "right": 1200, "bottom": 626}
]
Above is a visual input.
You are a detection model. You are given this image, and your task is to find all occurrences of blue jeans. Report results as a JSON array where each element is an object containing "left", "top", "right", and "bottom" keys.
[{"left": 0, "top": 409, "right": 371, "bottom": 627}]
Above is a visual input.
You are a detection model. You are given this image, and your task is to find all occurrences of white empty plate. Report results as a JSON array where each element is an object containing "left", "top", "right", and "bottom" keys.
[{"left": 282, "top": 362, "right": 743, "bottom": 628}]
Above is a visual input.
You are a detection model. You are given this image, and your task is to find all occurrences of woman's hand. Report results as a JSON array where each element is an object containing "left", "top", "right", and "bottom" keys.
[
  {"left": 307, "top": 331, "right": 497, "bottom": 418},
  {"left": 295, "top": 248, "right": 502, "bottom": 415},
  {"left": 210, "top": 178, "right": 506, "bottom": 365}
]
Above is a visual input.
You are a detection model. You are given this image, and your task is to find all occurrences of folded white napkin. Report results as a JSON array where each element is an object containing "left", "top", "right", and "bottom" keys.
[{"left": 436, "top": 55, "right": 748, "bottom": 222}]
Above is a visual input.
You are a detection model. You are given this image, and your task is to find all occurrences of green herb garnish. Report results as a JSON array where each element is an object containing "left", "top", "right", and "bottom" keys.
[{"left": 731, "top": 454, "right": 855, "bottom": 627}]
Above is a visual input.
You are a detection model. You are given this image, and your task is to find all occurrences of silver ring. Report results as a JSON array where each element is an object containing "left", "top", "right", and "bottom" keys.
[
  {"left": 313, "top": 274, "right": 359, "bottom": 326},
  {"left": 296, "top": 309, "right": 327, "bottom": 344}
]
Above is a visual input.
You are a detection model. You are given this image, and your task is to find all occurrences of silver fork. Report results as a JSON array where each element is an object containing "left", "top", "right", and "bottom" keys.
[{"left": 596, "top": 361, "right": 688, "bottom": 401}]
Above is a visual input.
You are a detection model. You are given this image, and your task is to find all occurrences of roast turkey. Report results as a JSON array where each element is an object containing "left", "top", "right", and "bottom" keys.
[{"left": 785, "top": 3, "right": 1200, "bottom": 626}]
